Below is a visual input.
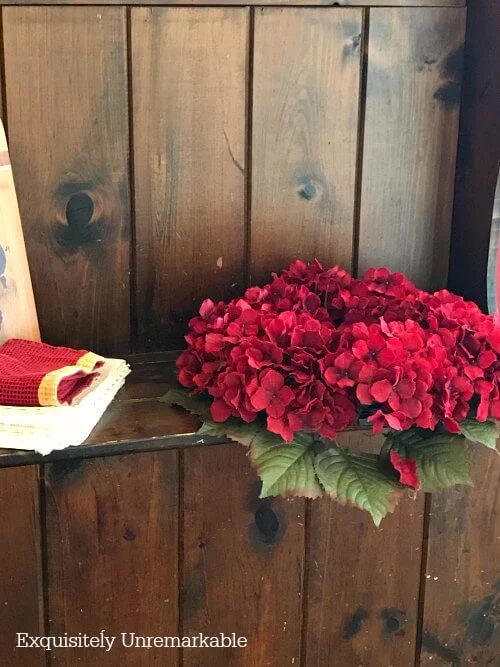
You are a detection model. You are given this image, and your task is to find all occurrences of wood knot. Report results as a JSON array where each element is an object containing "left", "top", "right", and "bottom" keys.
[
  {"left": 251, "top": 502, "right": 284, "bottom": 547},
  {"left": 296, "top": 175, "right": 324, "bottom": 202},
  {"left": 123, "top": 527, "right": 136, "bottom": 541},
  {"left": 66, "top": 192, "right": 95, "bottom": 228},
  {"left": 343, "top": 607, "right": 369, "bottom": 639},
  {"left": 380, "top": 608, "right": 407, "bottom": 636},
  {"left": 53, "top": 183, "right": 106, "bottom": 252}
]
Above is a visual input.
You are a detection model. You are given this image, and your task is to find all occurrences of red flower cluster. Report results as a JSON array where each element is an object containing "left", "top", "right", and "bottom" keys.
[{"left": 177, "top": 260, "right": 500, "bottom": 443}]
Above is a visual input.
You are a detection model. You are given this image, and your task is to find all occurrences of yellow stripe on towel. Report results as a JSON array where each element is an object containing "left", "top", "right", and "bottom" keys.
[
  {"left": 38, "top": 366, "right": 85, "bottom": 407},
  {"left": 76, "top": 351, "right": 104, "bottom": 372}
]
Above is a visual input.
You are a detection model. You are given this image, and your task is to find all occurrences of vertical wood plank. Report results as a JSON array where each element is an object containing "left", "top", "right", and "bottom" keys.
[
  {"left": 182, "top": 443, "right": 306, "bottom": 666},
  {"left": 0, "top": 466, "right": 44, "bottom": 666},
  {"left": 449, "top": 0, "right": 500, "bottom": 310},
  {"left": 45, "top": 451, "right": 179, "bottom": 665},
  {"left": 3, "top": 7, "right": 131, "bottom": 354},
  {"left": 304, "top": 431, "right": 426, "bottom": 667},
  {"left": 358, "top": 7, "right": 466, "bottom": 290},
  {"left": 420, "top": 446, "right": 500, "bottom": 665},
  {"left": 250, "top": 7, "right": 363, "bottom": 283},
  {"left": 132, "top": 8, "right": 247, "bottom": 350}
]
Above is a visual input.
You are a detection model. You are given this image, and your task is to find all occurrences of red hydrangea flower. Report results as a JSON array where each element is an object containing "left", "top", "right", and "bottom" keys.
[
  {"left": 250, "top": 369, "right": 295, "bottom": 419},
  {"left": 176, "top": 259, "right": 500, "bottom": 443}
]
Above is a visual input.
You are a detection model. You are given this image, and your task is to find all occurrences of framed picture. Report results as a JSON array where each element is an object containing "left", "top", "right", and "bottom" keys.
[
  {"left": 0, "top": 120, "right": 40, "bottom": 343},
  {"left": 487, "top": 165, "right": 500, "bottom": 315}
]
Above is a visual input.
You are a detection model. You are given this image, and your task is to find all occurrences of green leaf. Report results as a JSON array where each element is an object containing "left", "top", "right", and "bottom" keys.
[
  {"left": 200, "top": 423, "right": 322, "bottom": 498},
  {"left": 250, "top": 431, "right": 322, "bottom": 499},
  {"left": 386, "top": 430, "right": 472, "bottom": 492},
  {"left": 314, "top": 446, "right": 402, "bottom": 526},
  {"left": 459, "top": 419, "right": 499, "bottom": 452},
  {"left": 162, "top": 388, "right": 322, "bottom": 498},
  {"left": 161, "top": 388, "right": 213, "bottom": 422}
]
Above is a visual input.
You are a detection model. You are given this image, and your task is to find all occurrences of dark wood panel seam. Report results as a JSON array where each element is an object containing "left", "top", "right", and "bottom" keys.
[
  {"left": 414, "top": 492, "right": 432, "bottom": 666},
  {"left": 351, "top": 6, "right": 369, "bottom": 278},
  {"left": 178, "top": 448, "right": 185, "bottom": 667},
  {"left": 299, "top": 498, "right": 312, "bottom": 667},
  {"left": 0, "top": 8, "right": 7, "bottom": 134},
  {"left": 39, "top": 465, "right": 51, "bottom": 667},
  {"left": 126, "top": 6, "right": 138, "bottom": 351},
  {"left": 244, "top": 6, "right": 254, "bottom": 287}
]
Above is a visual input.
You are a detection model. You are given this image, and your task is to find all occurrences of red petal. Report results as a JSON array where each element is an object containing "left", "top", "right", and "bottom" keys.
[
  {"left": 444, "top": 417, "right": 461, "bottom": 433},
  {"left": 278, "top": 385, "right": 296, "bottom": 406},
  {"left": 478, "top": 350, "right": 497, "bottom": 369},
  {"left": 476, "top": 399, "right": 490, "bottom": 422},
  {"left": 210, "top": 399, "right": 232, "bottom": 422},
  {"left": 323, "top": 367, "right": 338, "bottom": 386},
  {"left": 370, "top": 379, "right": 393, "bottom": 403},
  {"left": 267, "top": 416, "right": 294, "bottom": 442},
  {"left": 377, "top": 348, "right": 396, "bottom": 367},
  {"left": 367, "top": 333, "right": 385, "bottom": 352},
  {"left": 385, "top": 412, "right": 405, "bottom": 430},
  {"left": 356, "top": 383, "right": 373, "bottom": 405},
  {"left": 267, "top": 398, "right": 286, "bottom": 419},
  {"left": 334, "top": 352, "right": 354, "bottom": 371},
  {"left": 396, "top": 378, "right": 416, "bottom": 399},
  {"left": 249, "top": 387, "right": 271, "bottom": 411},
  {"left": 464, "top": 365, "right": 484, "bottom": 381},
  {"left": 199, "top": 298, "right": 215, "bottom": 319},
  {"left": 400, "top": 398, "right": 422, "bottom": 418},
  {"left": 367, "top": 410, "right": 386, "bottom": 433},
  {"left": 352, "top": 340, "right": 369, "bottom": 360},
  {"left": 390, "top": 450, "right": 419, "bottom": 489},
  {"left": 401, "top": 332, "right": 424, "bottom": 352},
  {"left": 260, "top": 368, "right": 284, "bottom": 392}
]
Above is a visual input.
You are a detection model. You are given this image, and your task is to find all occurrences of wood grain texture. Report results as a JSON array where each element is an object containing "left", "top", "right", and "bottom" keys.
[
  {"left": 449, "top": 0, "right": 500, "bottom": 310},
  {"left": 0, "top": 1, "right": 468, "bottom": 7},
  {"left": 305, "top": 430, "right": 426, "bottom": 667},
  {"left": 3, "top": 7, "right": 131, "bottom": 354},
  {"left": 0, "top": 466, "right": 44, "bottom": 666},
  {"left": 182, "top": 442, "right": 306, "bottom": 666},
  {"left": 0, "top": 119, "right": 40, "bottom": 343},
  {"left": 45, "top": 451, "right": 179, "bottom": 665},
  {"left": 251, "top": 8, "right": 362, "bottom": 283},
  {"left": 132, "top": 7, "right": 247, "bottom": 350},
  {"left": 358, "top": 7, "right": 466, "bottom": 290},
  {"left": 420, "top": 445, "right": 500, "bottom": 665}
]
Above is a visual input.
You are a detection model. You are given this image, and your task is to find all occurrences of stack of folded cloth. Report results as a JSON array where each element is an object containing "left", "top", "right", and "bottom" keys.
[{"left": 0, "top": 339, "right": 130, "bottom": 454}]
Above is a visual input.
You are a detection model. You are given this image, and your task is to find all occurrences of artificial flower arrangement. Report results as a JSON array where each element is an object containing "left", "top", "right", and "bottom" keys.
[{"left": 165, "top": 260, "right": 499, "bottom": 525}]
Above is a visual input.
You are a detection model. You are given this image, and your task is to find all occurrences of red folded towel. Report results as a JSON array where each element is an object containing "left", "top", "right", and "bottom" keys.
[{"left": 0, "top": 339, "right": 104, "bottom": 407}]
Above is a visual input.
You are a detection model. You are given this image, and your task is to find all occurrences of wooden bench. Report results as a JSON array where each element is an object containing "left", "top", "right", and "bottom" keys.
[
  {"left": 0, "top": 353, "right": 498, "bottom": 666},
  {"left": 0, "top": 2, "right": 498, "bottom": 665}
]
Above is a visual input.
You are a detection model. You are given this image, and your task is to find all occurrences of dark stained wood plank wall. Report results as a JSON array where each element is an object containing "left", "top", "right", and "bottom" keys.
[
  {"left": 44, "top": 451, "right": 179, "bottom": 665},
  {"left": 0, "top": 466, "right": 44, "bottom": 666},
  {"left": 0, "top": 6, "right": 468, "bottom": 354},
  {"left": 357, "top": 7, "right": 466, "bottom": 290},
  {"left": 251, "top": 7, "right": 362, "bottom": 283},
  {"left": 305, "top": 430, "right": 426, "bottom": 667},
  {"left": 182, "top": 443, "right": 306, "bottom": 666},
  {"left": 2, "top": 7, "right": 131, "bottom": 355},
  {"left": 420, "top": 447, "right": 500, "bottom": 665},
  {"left": 132, "top": 7, "right": 248, "bottom": 350}
]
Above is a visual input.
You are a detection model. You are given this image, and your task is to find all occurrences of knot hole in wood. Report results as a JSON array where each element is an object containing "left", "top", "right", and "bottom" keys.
[
  {"left": 53, "top": 183, "right": 107, "bottom": 252},
  {"left": 252, "top": 503, "right": 284, "bottom": 546}
]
